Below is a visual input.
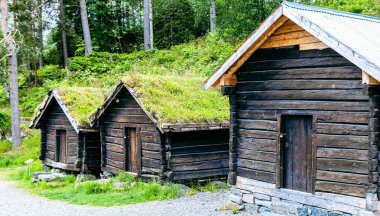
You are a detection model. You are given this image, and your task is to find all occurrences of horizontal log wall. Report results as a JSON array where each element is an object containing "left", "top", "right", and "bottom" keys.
[
  {"left": 235, "top": 46, "right": 369, "bottom": 198},
  {"left": 166, "top": 130, "right": 229, "bottom": 181},
  {"left": 43, "top": 99, "right": 80, "bottom": 171},
  {"left": 100, "top": 87, "right": 163, "bottom": 176}
]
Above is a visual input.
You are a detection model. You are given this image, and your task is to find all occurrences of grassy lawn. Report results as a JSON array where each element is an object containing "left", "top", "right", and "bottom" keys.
[
  {"left": 0, "top": 124, "right": 229, "bottom": 207},
  {"left": 7, "top": 167, "right": 180, "bottom": 206},
  {"left": 4, "top": 163, "right": 228, "bottom": 206}
]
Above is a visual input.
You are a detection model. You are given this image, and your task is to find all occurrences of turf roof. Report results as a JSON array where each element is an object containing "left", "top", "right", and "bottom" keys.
[
  {"left": 55, "top": 87, "right": 109, "bottom": 128},
  {"left": 120, "top": 74, "right": 230, "bottom": 126}
]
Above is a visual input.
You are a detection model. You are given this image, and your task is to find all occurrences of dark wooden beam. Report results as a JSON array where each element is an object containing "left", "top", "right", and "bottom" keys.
[{"left": 221, "top": 86, "right": 236, "bottom": 96}]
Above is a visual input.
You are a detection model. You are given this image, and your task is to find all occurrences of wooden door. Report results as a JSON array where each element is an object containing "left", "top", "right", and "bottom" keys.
[
  {"left": 126, "top": 128, "right": 141, "bottom": 174},
  {"left": 281, "top": 115, "right": 312, "bottom": 192},
  {"left": 56, "top": 130, "right": 67, "bottom": 163}
]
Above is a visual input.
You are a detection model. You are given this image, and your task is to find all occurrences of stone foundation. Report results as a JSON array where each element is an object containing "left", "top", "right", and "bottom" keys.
[{"left": 230, "top": 177, "right": 380, "bottom": 216}]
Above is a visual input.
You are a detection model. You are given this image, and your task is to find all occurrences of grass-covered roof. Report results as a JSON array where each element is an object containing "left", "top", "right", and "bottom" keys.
[
  {"left": 30, "top": 87, "right": 109, "bottom": 132},
  {"left": 55, "top": 87, "right": 109, "bottom": 129},
  {"left": 120, "top": 74, "right": 230, "bottom": 127}
]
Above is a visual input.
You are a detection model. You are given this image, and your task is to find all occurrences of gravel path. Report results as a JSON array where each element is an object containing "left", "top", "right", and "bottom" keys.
[{"left": 0, "top": 180, "right": 254, "bottom": 216}]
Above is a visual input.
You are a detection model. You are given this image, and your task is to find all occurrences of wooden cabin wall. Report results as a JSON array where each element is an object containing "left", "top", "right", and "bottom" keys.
[
  {"left": 100, "top": 87, "right": 163, "bottom": 176},
  {"left": 43, "top": 99, "right": 80, "bottom": 171},
  {"left": 165, "top": 130, "right": 229, "bottom": 181},
  {"left": 233, "top": 46, "right": 370, "bottom": 198}
]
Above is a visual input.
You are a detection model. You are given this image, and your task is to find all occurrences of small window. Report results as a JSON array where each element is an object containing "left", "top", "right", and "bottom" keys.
[{"left": 56, "top": 130, "right": 67, "bottom": 163}]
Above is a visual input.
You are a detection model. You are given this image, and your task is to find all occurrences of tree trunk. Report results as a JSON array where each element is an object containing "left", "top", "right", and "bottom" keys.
[
  {"left": 59, "top": 0, "right": 68, "bottom": 67},
  {"left": 143, "top": 0, "right": 153, "bottom": 51},
  {"left": 210, "top": 0, "right": 216, "bottom": 34},
  {"left": 38, "top": 0, "right": 43, "bottom": 68},
  {"left": 80, "top": 0, "right": 92, "bottom": 56},
  {"left": 0, "top": 0, "right": 21, "bottom": 149}
]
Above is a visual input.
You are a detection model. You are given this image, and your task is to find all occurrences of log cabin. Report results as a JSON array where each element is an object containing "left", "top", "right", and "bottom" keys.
[
  {"left": 30, "top": 87, "right": 108, "bottom": 174},
  {"left": 89, "top": 75, "right": 230, "bottom": 181},
  {"left": 205, "top": 1, "right": 380, "bottom": 215}
]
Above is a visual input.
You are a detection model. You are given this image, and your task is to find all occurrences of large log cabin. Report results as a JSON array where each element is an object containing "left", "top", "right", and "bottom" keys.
[
  {"left": 89, "top": 75, "right": 230, "bottom": 181},
  {"left": 205, "top": 1, "right": 380, "bottom": 215},
  {"left": 30, "top": 87, "right": 107, "bottom": 174}
]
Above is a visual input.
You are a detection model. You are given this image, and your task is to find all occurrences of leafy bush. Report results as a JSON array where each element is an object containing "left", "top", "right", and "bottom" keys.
[
  {"left": 37, "top": 65, "right": 66, "bottom": 81},
  {"left": 0, "top": 111, "right": 11, "bottom": 136}
]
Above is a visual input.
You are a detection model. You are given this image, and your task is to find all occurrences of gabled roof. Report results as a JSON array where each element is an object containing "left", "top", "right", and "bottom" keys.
[
  {"left": 90, "top": 75, "right": 230, "bottom": 133},
  {"left": 204, "top": 1, "right": 380, "bottom": 89},
  {"left": 30, "top": 87, "right": 109, "bottom": 133}
]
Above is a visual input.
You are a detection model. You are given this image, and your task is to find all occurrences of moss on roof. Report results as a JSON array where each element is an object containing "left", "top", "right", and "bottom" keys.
[
  {"left": 121, "top": 74, "right": 230, "bottom": 126},
  {"left": 56, "top": 87, "right": 109, "bottom": 128}
]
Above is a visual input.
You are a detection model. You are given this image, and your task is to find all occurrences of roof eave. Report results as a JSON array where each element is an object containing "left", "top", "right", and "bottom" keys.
[
  {"left": 282, "top": 3, "right": 380, "bottom": 82},
  {"left": 204, "top": 4, "right": 285, "bottom": 89}
]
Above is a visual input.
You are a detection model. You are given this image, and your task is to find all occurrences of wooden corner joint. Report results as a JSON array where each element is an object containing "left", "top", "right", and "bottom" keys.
[
  {"left": 362, "top": 71, "right": 380, "bottom": 85},
  {"left": 220, "top": 74, "right": 237, "bottom": 86}
]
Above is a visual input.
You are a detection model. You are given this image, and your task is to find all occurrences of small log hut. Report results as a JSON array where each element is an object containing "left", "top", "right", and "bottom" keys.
[
  {"left": 30, "top": 87, "right": 107, "bottom": 174},
  {"left": 205, "top": 1, "right": 380, "bottom": 215},
  {"left": 90, "top": 75, "right": 230, "bottom": 181}
]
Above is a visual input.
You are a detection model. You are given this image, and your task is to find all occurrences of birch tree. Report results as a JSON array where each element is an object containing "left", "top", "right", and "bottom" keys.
[
  {"left": 59, "top": 0, "right": 68, "bottom": 67},
  {"left": 0, "top": 0, "right": 21, "bottom": 149},
  {"left": 143, "top": 0, "right": 153, "bottom": 51},
  {"left": 210, "top": 0, "right": 216, "bottom": 33},
  {"left": 79, "top": 0, "right": 92, "bottom": 55},
  {"left": 38, "top": 0, "right": 43, "bottom": 68}
]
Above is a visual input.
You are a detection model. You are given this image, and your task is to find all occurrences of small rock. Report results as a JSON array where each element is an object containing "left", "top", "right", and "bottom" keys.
[
  {"left": 237, "top": 204, "right": 245, "bottom": 211},
  {"left": 100, "top": 172, "right": 113, "bottom": 179},
  {"left": 259, "top": 206, "right": 271, "bottom": 213},
  {"left": 113, "top": 182, "right": 127, "bottom": 190},
  {"left": 76, "top": 174, "right": 96, "bottom": 181},
  {"left": 298, "top": 206, "right": 311, "bottom": 216},
  {"left": 229, "top": 194, "right": 242, "bottom": 205},
  {"left": 255, "top": 199, "right": 271, "bottom": 208},
  {"left": 242, "top": 193, "right": 254, "bottom": 204},
  {"left": 312, "top": 207, "right": 328, "bottom": 216},
  {"left": 240, "top": 189, "right": 252, "bottom": 194},
  {"left": 231, "top": 188, "right": 241, "bottom": 196},
  {"left": 253, "top": 193, "right": 271, "bottom": 201},
  {"left": 245, "top": 204, "right": 259, "bottom": 213},
  {"left": 366, "top": 193, "right": 379, "bottom": 211},
  {"left": 51, "top": 168, "right": 61, "bottom": 173},
  {"left": 36, "top": 172, "right": 67, "bottom": 182},
  {"left": 176, "top": 184, "right": 190, "bottom": 194},
  {"left": 271, "top": 200, "right": 303, "bottom": 215}
]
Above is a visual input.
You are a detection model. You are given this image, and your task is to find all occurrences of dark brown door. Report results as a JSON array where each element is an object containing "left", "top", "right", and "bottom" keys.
[
  {"left": 56, "top": 130, "right": 67, "bottom": 163},
  {"left": 281, "top": 115, "right": 312, "bottom": 192},
  {"left": 125, "top": 128, "right": 141, "bottom": 174}
]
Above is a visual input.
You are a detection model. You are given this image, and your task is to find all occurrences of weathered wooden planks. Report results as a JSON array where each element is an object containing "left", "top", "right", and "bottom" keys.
[
  {"left": 232, "top": 45, "right": 370, "bottom": 198},
  {"left": 316, "top": 170, "right": 367, "bottom": 185},
  {"left": 315, "top": 181, "right": 367, "bottom": 197}
]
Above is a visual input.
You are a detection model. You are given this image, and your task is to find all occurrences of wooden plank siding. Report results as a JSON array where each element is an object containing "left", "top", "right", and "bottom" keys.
[
  {"left": 234, "top": 44, "right": 369, "bottom": 198},
  {"left": 165, "top": 130, "right": 229, "bottom": 181},
  {"left": 99, "top": 87, "right": 163, "bottom": 176},
  {"left": 42, "top": 99, "right": 81, "bottom": 171}
]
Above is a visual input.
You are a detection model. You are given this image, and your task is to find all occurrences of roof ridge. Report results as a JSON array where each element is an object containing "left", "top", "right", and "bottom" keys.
[{"left": 282, "top": 0, "right": 380, "bottom": 23}]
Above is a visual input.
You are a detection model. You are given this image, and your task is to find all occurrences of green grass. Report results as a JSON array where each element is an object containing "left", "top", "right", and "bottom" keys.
[
  {"left": 119, "top": 74, "right": 230, "bottom": 125},
  {"left": 16, "top": 34, "right": 237, "bottom": 118},
  {"left": 55, "top": 87, "right": 109, "bottom": 128},
  {"left": 188, "top": 181, "right": 230, "bottom": 196},
  {"left": 8, "top": 170, "right": 180, "bottom": 206},
  {"left": 0, "top": 129, "right": 41, "bottom": 168}
]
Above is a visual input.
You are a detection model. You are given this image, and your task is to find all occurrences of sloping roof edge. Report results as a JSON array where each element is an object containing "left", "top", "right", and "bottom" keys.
[
  {"left": 204, "top": 1, "right": 380, "bottom": 89},
  {"left": 88, "top": 83, "right": 164, "bottom": 133},
  {"left": 204, "top": 3, "right": 284, "bottom": 89},
  {"left": 29, "top": 89, "right": 93, "bottom": 134},
  {"left": 89, "top": 82, "right": 229, "bottom": 133}
]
